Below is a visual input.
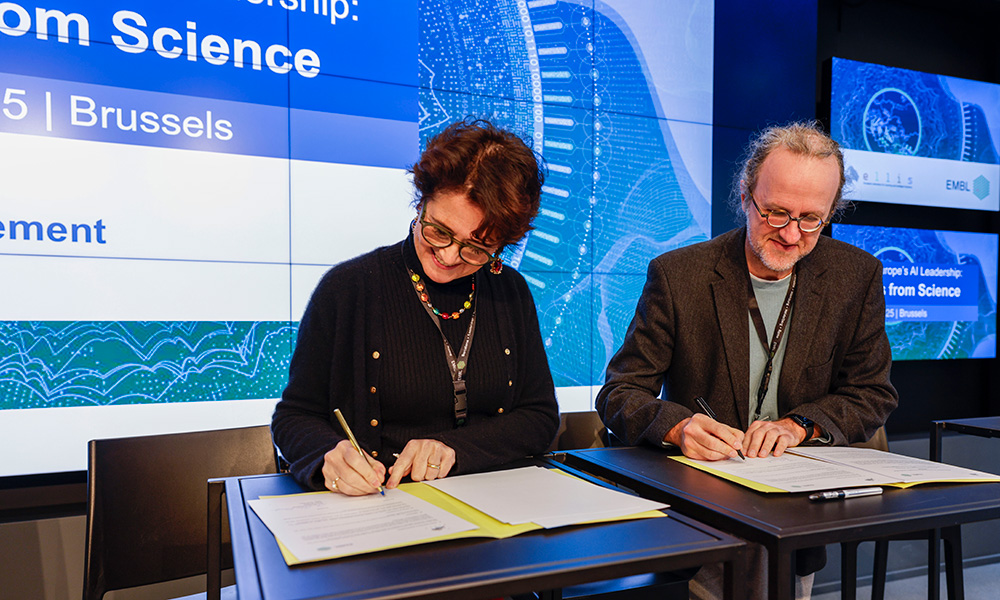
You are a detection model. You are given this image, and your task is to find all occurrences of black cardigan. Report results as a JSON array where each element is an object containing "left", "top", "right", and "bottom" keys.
[{"left": 272, "top": 235, "right": 560, "bottom": 490}]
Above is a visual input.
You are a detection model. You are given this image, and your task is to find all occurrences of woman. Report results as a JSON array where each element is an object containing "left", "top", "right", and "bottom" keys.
[{"left": 272, "top": 119, "right": 560, "bottom": 495}]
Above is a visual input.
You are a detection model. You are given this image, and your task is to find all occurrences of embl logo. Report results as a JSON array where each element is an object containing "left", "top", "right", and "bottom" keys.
[{"left": 946, "top": 177, "right": 990, "bottom": 200}]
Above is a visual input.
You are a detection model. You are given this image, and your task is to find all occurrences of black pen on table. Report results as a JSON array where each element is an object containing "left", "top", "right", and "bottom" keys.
[
  {"left": 693, "top": 396, "right": 746, "bottom": 461},
  {"left": 333, "top": 408, "right": 385, "bottom": 496}
]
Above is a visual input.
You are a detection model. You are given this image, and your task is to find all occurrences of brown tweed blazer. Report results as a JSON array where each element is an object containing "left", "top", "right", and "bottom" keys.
[{"left": 596, "top": 227, "right": 898, "bottom": 448}]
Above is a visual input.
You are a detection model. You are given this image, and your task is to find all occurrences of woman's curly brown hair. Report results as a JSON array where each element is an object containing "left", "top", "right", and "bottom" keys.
[{"left": 410, "top": 118, "right": 545, "bottom": 250}]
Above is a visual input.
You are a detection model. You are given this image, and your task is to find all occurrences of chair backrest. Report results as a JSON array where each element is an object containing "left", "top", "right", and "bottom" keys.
[
  {"left": 551, "top": 411, "right": 608, "bottom": 451},
  {"left": 851, "top": 425, "right": 890, "bottom": 451},
  {"left": 83, "top": 425, "right": 278, "bottom": 600}
]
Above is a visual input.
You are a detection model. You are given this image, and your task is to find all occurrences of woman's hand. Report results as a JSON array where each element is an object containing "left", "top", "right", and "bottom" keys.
[
  {"left": 321, "top": 439, "right": 387, "bottom": 496},
  {"left": 386, "top": 439, "right": 456, "bottom": 488}
]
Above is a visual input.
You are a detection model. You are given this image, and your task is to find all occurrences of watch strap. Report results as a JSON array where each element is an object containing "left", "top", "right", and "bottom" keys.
[{"left": 788, "top": 414, "right": 814, "bottom": 441}]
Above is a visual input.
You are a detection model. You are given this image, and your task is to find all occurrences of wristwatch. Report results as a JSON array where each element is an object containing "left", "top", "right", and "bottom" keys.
[{"left": 788, "top": 414, "right": 815, "bottom": 441}]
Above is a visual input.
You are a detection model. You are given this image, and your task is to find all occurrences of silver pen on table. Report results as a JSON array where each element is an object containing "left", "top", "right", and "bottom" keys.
[{"left": 808, "top": 486, "right": 883, "bottom": 501}]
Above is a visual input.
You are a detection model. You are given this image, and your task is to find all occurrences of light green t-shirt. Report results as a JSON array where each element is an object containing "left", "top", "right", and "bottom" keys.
[
  {"left": 747, "top": 272, "right": 792, "bottom": 422},
  {"left": 748, "top": 272, "right": 831, "bottom": 443}
]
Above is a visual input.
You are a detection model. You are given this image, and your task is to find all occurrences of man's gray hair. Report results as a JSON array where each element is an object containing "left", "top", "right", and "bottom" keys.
[{"left": 730, "top": 120, "right": 848, "bottom": 224}]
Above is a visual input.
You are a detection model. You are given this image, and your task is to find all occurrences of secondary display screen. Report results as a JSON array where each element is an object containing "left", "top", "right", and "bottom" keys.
[
  {"left": 832, "top": 224, "right": 997, "bottom": 360},
  {"left": 830, "top": 57, "right": 1000, "bottom": 211},
  {"left": 0, "top": 1, "right": 714, "bottom": 477}
]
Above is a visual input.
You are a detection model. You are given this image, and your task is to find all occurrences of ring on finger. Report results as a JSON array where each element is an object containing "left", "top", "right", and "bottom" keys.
[
  {"left": 427, "top": 463, "right": 441, "bottom": 470},
  {"left": 330, "top": 477, "right": 340, "bottom": 490}
]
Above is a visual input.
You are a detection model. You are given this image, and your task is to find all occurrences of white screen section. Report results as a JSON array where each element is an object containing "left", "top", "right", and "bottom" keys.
[
  {"left": 290, "top": 161, "right": 414, "bottom": 267},
  {"left": 0, "top": 132, "right": 291, "bottom": 263},
  {"left": 0, "top": 401, "right": 278, "bottom": 476},
  {"left": 842, "top": 148, "right": 1000, "bottom": 211},
  {"left": 555, "top": 385, "right": 597, "bottom": 413},
  {"left": 3, "top": 255, "right": 290, "bottom": 321}
]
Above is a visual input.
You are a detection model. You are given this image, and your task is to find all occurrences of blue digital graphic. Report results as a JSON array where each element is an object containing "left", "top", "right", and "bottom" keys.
[
  {"left": 832, "top": 58, "right": 998, "bottom": 163},
  {"left": 833, "top": 224, "right": 997, "bottom": 360},
  {"left": 418, "top": 0, "right": 712, "bottom": 387},
  {"left": 863, "top": 89, "right": 921, "bottom": 155},
  {"left": 0, "top": 322, "right": 295, "bottom": 409}
]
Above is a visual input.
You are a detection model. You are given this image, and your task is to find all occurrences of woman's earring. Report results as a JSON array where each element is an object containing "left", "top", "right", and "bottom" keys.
[{"left": 490, "top": 256, "right": 503, "bottom": 275}]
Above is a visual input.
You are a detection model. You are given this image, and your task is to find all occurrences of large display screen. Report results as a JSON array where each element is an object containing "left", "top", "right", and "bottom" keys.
[
  {"left": 0, "top": 0, "right": 713, "bottom": 478},
  {"left": 832, "top": 224, "right": 997, "bottom": 360},
  {"left": 830, "top": 57, "right": 1000, "bottom": 211}
]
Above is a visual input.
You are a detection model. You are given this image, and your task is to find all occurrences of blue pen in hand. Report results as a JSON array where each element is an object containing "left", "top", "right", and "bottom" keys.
[{"left": 694, "top": 396, "right": 746, "bottom": 461}]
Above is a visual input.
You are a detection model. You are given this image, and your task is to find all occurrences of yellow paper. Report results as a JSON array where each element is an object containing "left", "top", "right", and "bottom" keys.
[
  {"left": 671, "top": 455, "right": 787, "bottom": 493},
  {"left": 671, "top": 446, "right": 1000, "bottom": 493},
  {"left": 258, "top": 469, "right": 666, "bottom": 565}
]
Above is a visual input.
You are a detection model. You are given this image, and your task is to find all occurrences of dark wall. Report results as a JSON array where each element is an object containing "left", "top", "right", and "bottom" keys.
[
  {"left": 816, "top": 0, "right": 1000, "bottom": 433},
  {"left": 712, "top": 0, "right": 819, "bottom": 236}
]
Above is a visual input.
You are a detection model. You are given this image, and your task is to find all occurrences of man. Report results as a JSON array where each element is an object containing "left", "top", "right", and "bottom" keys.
[{"left": 596, "top": 121, "right": 897, "bottom": 598}]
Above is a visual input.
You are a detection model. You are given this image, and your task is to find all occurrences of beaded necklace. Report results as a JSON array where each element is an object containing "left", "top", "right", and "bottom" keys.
[{"left": 407, "top": 270, "right": 475, "bottom": 320}]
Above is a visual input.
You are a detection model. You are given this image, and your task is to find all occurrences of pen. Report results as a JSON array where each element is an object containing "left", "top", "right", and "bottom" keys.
[
  {"left": 333, "top": 408, "right": 385, "bottom": 496},
  {"left": 808, "top": 486, "right": 883, "bottom": 502},
  {"left": 693, "top": 396, "right": 745, "bottom": 461}
]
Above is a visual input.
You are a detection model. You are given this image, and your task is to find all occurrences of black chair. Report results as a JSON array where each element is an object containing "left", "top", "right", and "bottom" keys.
[
  {"left": 82, "top": 425, "right": 278, "bottom": 600},
  {"left": 840, "top": 427, "right": 963, "bottom": 600}
]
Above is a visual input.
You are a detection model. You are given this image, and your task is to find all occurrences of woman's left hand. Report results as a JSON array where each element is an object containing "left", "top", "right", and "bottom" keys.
[{"left": 385, "top": 439, "right": 456, "bottom": 488}]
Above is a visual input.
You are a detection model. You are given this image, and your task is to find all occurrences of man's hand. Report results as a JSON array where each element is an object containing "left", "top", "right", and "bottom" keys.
[
  {"left": 665, "top": 413, "right": 745, "bottom": 461},
  {"left": 321, "top": 439, "right": 387, "bottom": 496},
  {"left": 743, "top": 418, "right": 808, "bottom": 458}
]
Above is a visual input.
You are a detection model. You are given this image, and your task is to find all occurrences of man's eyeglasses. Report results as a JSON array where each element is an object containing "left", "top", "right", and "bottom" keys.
[
  {"left": 419, "top": 206, "right": 495, "bottom": 266},
  {"left": 748, "top": 193, "right": 826, "bottom": 233}
]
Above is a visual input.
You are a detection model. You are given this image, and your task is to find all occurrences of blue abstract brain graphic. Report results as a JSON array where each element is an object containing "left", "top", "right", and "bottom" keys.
[{"left": 863, "top": 89, "right": 921, "bottom": 155}]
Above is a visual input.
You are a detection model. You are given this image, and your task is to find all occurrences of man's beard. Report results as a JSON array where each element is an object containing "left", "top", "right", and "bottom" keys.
[{"left": 750, "top": 235, "right": 802, "bottom": 275}]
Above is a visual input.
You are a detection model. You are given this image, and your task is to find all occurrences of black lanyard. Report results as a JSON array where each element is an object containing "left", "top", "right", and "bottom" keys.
[
  {"left": 747, "top": 269, "right": 797, "bottom": 422},
  {"left": 407, "top": 269, "right": 476, "bottom": 427}
]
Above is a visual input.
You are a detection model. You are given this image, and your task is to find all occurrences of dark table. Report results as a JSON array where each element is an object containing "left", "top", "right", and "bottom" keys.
[
  {"left": 556, "top": 446, "right": 1000, "bottom": 600},
  {"left": 208, "top": 468, "right": 747, "bottom": 600},
  {"left": 925, "top": 416, "right": 1000, "bottom": 600},
  {"left": 931, "top": 416, "right": 1000, "bottom": 462}
]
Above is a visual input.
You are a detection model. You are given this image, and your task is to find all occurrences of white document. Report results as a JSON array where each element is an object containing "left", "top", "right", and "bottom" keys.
[
  {"left": 788, "top": 447, "right": 1000, "bottom": 483},
  {"left": 425, "top": 466, "right": 668, "bottom": 528},
  {"left": 685, "top": 453, "right": 896, "bottom": 492},
  {"left": 682, "top": 446, "right": 1000, "bottom": 493},
  {"left": 248, "top": 488, "right": 477, "bottom": 562}
]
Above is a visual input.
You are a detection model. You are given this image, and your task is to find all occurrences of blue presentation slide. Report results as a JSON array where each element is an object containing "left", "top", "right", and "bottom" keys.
[
  {"left": 832, "top": 224, "right": 997, "bottom": 360},
  {"left": 0, "top": 0, "right": 713, "bottom": 476},
  {"left": 830, "top": 57, "right": 1000, "bottom": 211},
  {"left": 0, "top": 0, "right": 419, "bottom": 476}
]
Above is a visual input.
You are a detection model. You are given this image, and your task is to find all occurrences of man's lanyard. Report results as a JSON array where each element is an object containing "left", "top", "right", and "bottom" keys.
[
  {"left": 407, "top": 270, "right": 475, "bottom": 427},
  {"left": 747, "top": 269, "right": 797, "bottom": 422}
]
